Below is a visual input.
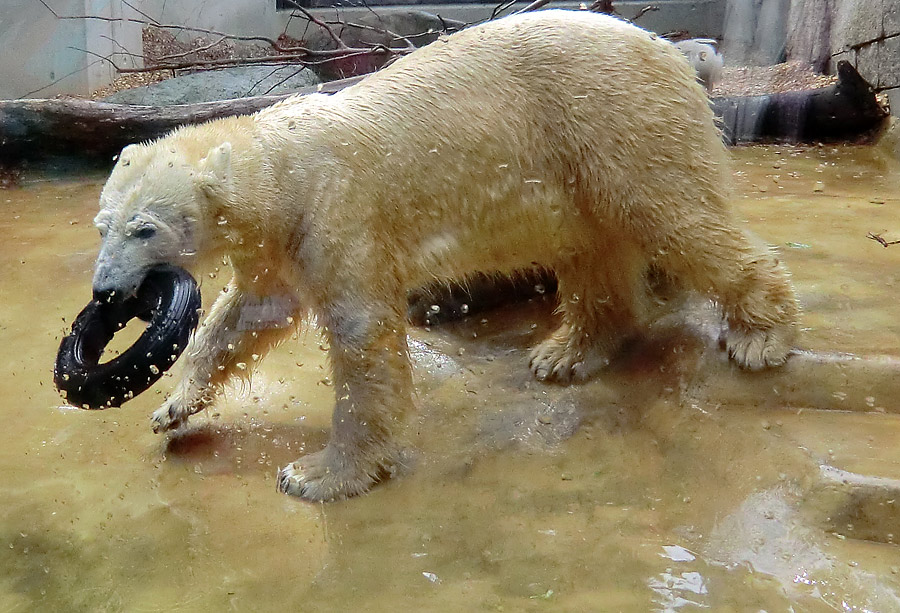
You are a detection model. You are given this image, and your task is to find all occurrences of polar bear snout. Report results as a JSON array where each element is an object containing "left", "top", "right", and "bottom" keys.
[{"left": 92, "top": 253, "right": 148, "bottom": 303}]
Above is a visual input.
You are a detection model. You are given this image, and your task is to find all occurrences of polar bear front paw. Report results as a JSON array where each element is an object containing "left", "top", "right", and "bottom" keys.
[
  {"left": 151, "top": 401, "right": 192, "bottom": 433},
  {"left": 724, "top": 326, "right": 793, "bottom": 370},
  {"left": 277, "top": 448, "right": 384, "bottom": 502},
  {"left": 529, "top": 330, "right": 611, "bottom": 383}
]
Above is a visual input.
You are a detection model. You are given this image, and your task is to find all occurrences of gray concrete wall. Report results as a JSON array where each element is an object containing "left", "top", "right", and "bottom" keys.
[
  {"left": 722, "top": 0, "right": 790, "bottom": 66},
  {"left": 0, "top": 0, "right": 142, "bottom": 99},
  {"left": 140, "top": 0, "right": 281, "bottom": 40},
  {"left": 831, "top": 0, "right": 900, "bottom": 91}
]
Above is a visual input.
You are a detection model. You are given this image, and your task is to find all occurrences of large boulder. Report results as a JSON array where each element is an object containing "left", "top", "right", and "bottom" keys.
[{"left": 103, "top": 64, "right": 320, "bottom": 105}]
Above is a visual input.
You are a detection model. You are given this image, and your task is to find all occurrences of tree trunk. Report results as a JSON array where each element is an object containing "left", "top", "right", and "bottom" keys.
[{"left": 785, "top": 0, "right": 833, "bottom": 71}]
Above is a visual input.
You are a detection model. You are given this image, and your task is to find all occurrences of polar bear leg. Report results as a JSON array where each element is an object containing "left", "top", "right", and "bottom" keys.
[
  {"left": 278, "top": 301, "right": 413, "bottom": 501},
  {"left": 530, "top": 245, "right": 647, "bottom": 383},
  {"left": 152, "top": 275, "right": 301, "bottom": 432},
  {"left": 657, "top": 224, "right": 798, "bottom": 370}
]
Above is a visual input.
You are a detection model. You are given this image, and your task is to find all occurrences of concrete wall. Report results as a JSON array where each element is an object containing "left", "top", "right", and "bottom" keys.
[
  {"left": 1, "top": 0, "right": 724, "bottom": 100},
  {"left": 722, "top": 0, "right": 790, "bottom": 66},
  {"left": 140, "top": 0, "right": 281, "bottom": 39},
  {"left": 831, "top": 0, "right": 900, "bottom": 92},
  {"left": 0, "top": 0, "right": 142, "bottom": 99}
]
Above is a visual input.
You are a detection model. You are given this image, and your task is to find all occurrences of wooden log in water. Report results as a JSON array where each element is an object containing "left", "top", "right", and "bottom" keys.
[
  {"left": 0, "top": 76, "right": 364, "bottom": 163},
  {"left": 713, "top": 60, "right": 888, "bottom": 145}
]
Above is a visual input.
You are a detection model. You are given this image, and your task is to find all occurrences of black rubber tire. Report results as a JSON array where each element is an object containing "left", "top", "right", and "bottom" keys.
[
  {"left": 54, "top": 265, "right": 201, "bottom": 409},
  {"left": 407, "top": 268, "right": 558, "bottom": 326}
]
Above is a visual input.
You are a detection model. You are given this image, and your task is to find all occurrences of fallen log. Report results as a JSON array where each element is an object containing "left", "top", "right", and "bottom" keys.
[
  {"left": 0, "top": 75, "right": 364, "bottom": 164},
  {"left": 712, "top": 60, "right": 887, "bottom": 145},
  {"left": 0, "top": 61, "right": 887, "bottom": 164}
]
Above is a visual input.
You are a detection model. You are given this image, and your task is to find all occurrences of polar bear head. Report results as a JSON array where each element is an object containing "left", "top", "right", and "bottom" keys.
[{"left": 92, "top": 140, "right": 232, "bottom": 301}]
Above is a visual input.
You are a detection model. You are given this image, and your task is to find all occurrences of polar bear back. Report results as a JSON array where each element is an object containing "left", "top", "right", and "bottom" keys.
[{"left": 253, "top": 10, "right": 729, "bottom": 282}]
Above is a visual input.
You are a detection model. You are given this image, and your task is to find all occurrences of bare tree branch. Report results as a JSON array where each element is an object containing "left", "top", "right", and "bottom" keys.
[
  {"left": 588, "top": 0, "right": 615, "bottom": 14},
  {"left": 41, "top": 0, "right": 421, "bottom": 78},
  {"left": 72, "top": 45, "right": 399, "bottom": 75},
  {"left": 39, "top": 0, "right": 295, "bottom": 53}
]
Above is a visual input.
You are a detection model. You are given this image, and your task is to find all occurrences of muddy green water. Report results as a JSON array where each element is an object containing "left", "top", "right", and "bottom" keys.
[{"left": 1, "top": 145, "right": 900, "bottom": 612}]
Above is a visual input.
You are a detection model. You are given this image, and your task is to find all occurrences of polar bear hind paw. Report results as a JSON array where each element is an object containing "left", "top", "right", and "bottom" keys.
[{"left": 724, "top": 326, "right": 793, "bottom": 371}]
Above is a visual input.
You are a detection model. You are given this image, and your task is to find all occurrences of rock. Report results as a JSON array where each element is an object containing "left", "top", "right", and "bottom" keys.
[{"left": 103, "top": 64, "right": 320, "bottom": 106}]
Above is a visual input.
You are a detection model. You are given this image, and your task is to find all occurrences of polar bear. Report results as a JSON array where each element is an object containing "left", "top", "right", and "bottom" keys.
[{"left": 90, "top": 10, "right": 798, "bottom": 501}]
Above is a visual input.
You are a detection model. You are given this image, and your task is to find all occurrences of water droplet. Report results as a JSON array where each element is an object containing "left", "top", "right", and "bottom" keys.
[{"left": 422, "top": 572, "right": 440, "bottom": 584}]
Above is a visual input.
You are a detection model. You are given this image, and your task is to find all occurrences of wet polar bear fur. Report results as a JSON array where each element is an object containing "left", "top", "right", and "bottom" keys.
[{"left": 91, "top": 10, "right": 798, "bottom": 501}]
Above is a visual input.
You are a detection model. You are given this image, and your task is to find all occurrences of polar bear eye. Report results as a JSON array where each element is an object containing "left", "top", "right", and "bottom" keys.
[{"left": 133, "top": 226, "right": 157, "bottom": 240}]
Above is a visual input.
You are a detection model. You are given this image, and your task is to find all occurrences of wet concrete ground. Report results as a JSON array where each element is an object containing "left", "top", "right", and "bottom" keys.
[{"left": 1, "top": 144, "right": 900, "bottom": 611}]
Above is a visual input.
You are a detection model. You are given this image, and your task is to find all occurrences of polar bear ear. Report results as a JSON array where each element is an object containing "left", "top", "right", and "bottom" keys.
[
  {"left": 197, "top": 142, "right": 233, "bottom": 197},
  {"left": 114, "top": 143, "right": 141, "bottom": 167}
]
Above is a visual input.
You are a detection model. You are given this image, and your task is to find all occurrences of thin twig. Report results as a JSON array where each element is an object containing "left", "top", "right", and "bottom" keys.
[
  {"left": 325, "top": 19, "right": 416, "bottom": 52},
  {"left": 155, "top": 35, "right": 230, "bottom": 62},
  {"left": 513, "top": 0, "right": 553, "bottom": 15},
  {"left": 247, "top": 65, "right": 290, "bottom": 97},
  {"left": 40, "top": 3, "right": 293, "bottom": 53},
  {"left": 281, "top": 0, "right": 351, "bottom": 50},
  {"left": 121, "top": 0, "right": 160, "bottom": 26},
  {"left": 101, "top": 47, "right": 400, "bottom": 74},
  {"left": 867, "top": 232, "right": 900, "bottom": 247},
  {"left": 630, "top": 5, "right": 659, "bottom": 22},
  {"left": 99, "top": 34, "right": 134, "bottom": 57},
  {"left": 20, "top": 58, "right": 107, "bottom": 97},
  {"left": 491, "top": 0, "right": 519, "bottom": 20}
]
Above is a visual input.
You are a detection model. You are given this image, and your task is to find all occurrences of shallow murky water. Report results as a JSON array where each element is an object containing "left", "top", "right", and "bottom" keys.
[{"left": 2, "top": 145, "right": 900, "bottom": 612}]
